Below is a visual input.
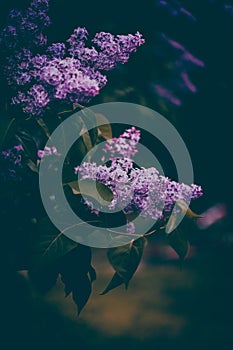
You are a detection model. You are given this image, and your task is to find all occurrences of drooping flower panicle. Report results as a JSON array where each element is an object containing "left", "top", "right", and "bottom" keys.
[
  {"left": 75, "top": 127, "right": 203, "bottom": 230},
  {"left": 0, "top": 0, "right": 145, "bottom": 117}
]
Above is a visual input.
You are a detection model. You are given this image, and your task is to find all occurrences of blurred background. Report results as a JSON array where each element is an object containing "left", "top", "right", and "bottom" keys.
[{"left": 1, "top": 0, "right": 233, "bottom": 349}]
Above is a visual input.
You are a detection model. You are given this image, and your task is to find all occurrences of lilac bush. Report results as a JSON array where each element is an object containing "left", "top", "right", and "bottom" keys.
[
  {"left": 0, "top": 0, "right": 144, "bottom": 117},
  {"left": 0, "top": 0, "right": 204, "bottom": 314}
]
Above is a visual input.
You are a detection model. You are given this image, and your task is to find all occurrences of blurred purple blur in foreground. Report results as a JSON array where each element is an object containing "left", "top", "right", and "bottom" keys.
[{"left": 197, "top": 203, "right": 227, "bottom": 229}]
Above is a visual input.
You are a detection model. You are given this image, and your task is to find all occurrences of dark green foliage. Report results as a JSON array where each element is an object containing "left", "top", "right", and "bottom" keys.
[
  {"left": 29, "top": 217, "right": 78, "bottom": 269},
  {"left": 102, "top": 237, "right": 147, "bottom": 294},
  {"left": 29, "top": 242, "right": 96, "bottom": 315},
  {"left": 59, "top": 245, "right": 95, "bottom": 315},
  {"left": 167, "top": 229, "right": 190, "bottom": 262}
]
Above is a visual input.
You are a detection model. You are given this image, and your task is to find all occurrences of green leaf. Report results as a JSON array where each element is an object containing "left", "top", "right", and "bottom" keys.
[
  {"left": 88, "top": 265, "right": 97, "bottom": 282},
  {"left": 165, "top": 213, "right": 179, "bottom": 234},
  {"left": 100, "top": 273, "right": 124, "bottom": 295},
  {"left": 29, "top": 217, "right": 77, "bottom": 270},
  {"left": 15, "top": 129, "right": 35, "bottom": 158},
  {"left": 36, "top": 118, "right": 51, "bottom": 138},
  {"left": 0, "top": 116, "right": 17, "bottom": 150},
  {"left": 79, "top": 106, "right": 98, "bottom": 147},
  {"left": 67, "top": 179, "right": 114, "bottom": 205},
  {"left": 176, "top": 199, "right": 203, "bottom": 218},
  {"left": 59, "top": 245, "right": 94, "bottom": 314},
  {"left": 72, "top": 275, "right": 92, "bottom": 315},
  {"left": 64, "top": 108, "right": 99, "bottom": 166},
  {"left": 95, "top": 113, "right": 112, "bottom": 140},
  {"left": 102, "top": 237, "right": 147, "bottom": 294},
  {"left": 167, "top": 229, "right": 190, "bottom": 262},
  {"left": 166, "top": 200, "right": 203, "bottom": 234},
  {"left": 25, "top": 158, "right": 39, "bottom": 173}
]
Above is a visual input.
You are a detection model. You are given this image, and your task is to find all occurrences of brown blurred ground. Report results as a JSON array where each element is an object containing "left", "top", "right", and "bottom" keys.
[{"left": 3, "top": 242, "right": 233, "bottom": 350}]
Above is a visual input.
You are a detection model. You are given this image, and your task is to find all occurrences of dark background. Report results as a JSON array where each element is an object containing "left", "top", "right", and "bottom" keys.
[{"left": 1, "top": 1, "right": 233, "bottom": 349}]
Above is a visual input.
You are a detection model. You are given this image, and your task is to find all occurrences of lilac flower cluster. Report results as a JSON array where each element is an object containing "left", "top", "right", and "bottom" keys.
[
  {"left": 0, "top": 144, "right": 23, "bottom": 164},
  {"left": 0, "top": 144, "right": 25, "bottom": 181},
  {"left": 75, "top": 127, "right": 203, "bottom": 229},
  {"left": 66, "top": 28, "right": 144, "bottom": 71},
  {"left": 37, "top": 146, "right": 60, "bottom": 158},
  {"left": 102, "top": 126, "right": 141, "bottom": 161},
  {"left": 0, "top": 1, "right": 145, "bottom": 117}
]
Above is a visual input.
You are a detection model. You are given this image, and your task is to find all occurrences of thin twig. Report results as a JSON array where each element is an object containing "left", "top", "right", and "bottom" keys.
[
  {"left": 106, "top": 228, "right": 144, "bottom": 238},
  {"left": 42, "top": 220, "right": 100, "bottom": 256}
]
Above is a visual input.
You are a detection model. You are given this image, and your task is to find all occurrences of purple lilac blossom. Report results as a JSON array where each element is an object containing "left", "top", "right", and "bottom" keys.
[
  {"left": 1, "top": 144, "right": 24, "bottom": 164},
  {"left": 37, "top": 146, "right": 60, "bottom": 158},
  {"left": 46, "top": 43, "right": 66, "bottom": 58},
  {"left": 102, "top": 126, "right": 141, "bottom": 161},
  {"left": 126, "top": 222, "right": 136, "bottom": 234},
  {"left": 152, "top": 33, "right": 205, "bottom": 105},
  {"left": 75, "top": 127, "right": 203, "bottom": 227},
  {"left": 12, "top": 84, "right": 50, "bottom": 116},
  {"left": 67, "top": 27, "right": 88, "bottom": 55},
  {"left": 0, "top": 144, "right": 25, "bottom": 181},
  {"left": 91, "top": 31, "right": 145, "bottom": 70},
  {"left": 0, "top": 1, "right": 145, "bottom": 117}
]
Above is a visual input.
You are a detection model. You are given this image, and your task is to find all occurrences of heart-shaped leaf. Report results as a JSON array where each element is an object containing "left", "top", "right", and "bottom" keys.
[{"left": 102, "top": 237, "right": 147, "bottom": 294}]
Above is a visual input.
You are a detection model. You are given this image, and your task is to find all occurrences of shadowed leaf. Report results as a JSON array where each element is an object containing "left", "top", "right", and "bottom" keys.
[
  {"left": 176, "top": 199, "right": 203, "bottom": 218},
  {"left": 29, "top": 217, "right": 77, "bottom": 270},
  {"left": 101, "top": 273, "right": 124, "bottom": 295},
  {"left": 165, "top": 213, "right": 179, "bottom": 234},
  {"left": 59, "top": 245, "right": 94, "bottom": 314},
  {"left": 102, "top": 237, "right": 147, "bottom": 294},
  {"left": 0, "top": 116, "right": 17, "bottom": 150},
  {"left": 166, "top": 200, "right": 203, "bottom": 234},
  {"left": 25, "top": 158, "right": 39, "bottom": 173},
  {"left": 36, "top": 118, "right": 51, "bottom": 138},
  {"left": 95, "top": 113, "right": 112, "bottom": 140},
  {"left": 88, "top": 265, "right": 97, "bottom": 282},
  {"left": 78, "top": 106, "right": 98, "bottom": 150},
  {"left": 72, "top": 275, "right": 92, "bottom": 315},
  {"left": 167, "top": 228, "right": 190, "bottom": 262}
]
